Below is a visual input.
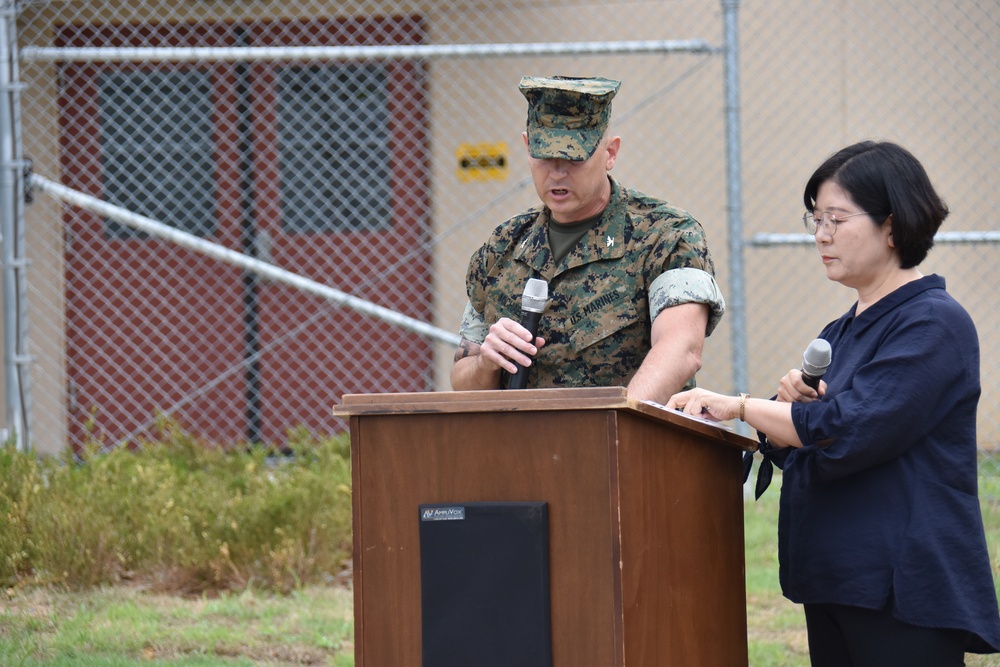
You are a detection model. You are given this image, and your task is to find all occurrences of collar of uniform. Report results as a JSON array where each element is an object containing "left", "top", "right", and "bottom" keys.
[
  {"left": 559, "top": 177, "right": 627, "bottom": 271},
  {"left": 512, "top": 210, "right": 556, "bottom": 275},
  {"left": 513, "top": 176, "right": 627, "bottom": 276}
]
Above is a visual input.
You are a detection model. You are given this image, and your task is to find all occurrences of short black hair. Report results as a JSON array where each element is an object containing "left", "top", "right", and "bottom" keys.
[{"left": 803, "top": 141, "right": 948, "bottom": 268}]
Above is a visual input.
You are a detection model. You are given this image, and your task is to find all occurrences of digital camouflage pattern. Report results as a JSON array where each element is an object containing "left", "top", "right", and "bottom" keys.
[
  {"left": 461, "top": 177, "right": 725, "bottom": 390},
  {"left": 648, "top": 266, "right": 725, "bottom": 330},
  {"left": 518, "top": 75, "right": 621, "bottom": 161}
]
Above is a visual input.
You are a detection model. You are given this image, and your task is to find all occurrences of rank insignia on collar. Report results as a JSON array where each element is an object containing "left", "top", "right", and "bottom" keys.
[{"left": 606, "top": 235, "right": 615, "bottom": 248}]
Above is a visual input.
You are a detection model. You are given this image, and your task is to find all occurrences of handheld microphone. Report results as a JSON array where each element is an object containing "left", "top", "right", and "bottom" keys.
[
  {"left": 801, "top": 338, "right": 832, "bottom": 391},
  {"left": 506, "top": 278, "right": 548, "bottom": 390}
]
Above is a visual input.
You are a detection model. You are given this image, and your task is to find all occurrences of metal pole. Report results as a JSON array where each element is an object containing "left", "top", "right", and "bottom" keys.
[
  {"left": 232, "top": 25, "right": 264, "bottom": 445},
  {"left": 20, "top": 39, "right": 721, "bottom": 64},
  {"left": 747, "top": 230, "right": 1000, "bottom": 247},
  {"left": 28, "top": 174, "right": 462, "bottom": 348},
  {"left": 0, "top": 1, "right": 28, "bottom": 450},
  {"left": 722, "top": 0, "right": 748, "bottom": 405}
]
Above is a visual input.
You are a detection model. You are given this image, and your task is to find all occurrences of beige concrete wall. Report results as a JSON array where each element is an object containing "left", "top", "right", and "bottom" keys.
[
  {"left": 15, "top": 39, "right": 67, "bottom": 455},
  {"left": 734, "top": 0, "right": 1000, "bottom": 445}
]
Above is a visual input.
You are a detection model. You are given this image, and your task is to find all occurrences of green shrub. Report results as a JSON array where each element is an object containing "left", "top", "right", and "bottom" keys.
[
  {"left": 0, "top": 420, "right": 352, "bottom": 594},
  {"left": 0, "top": 446, "right": 39, "bottom": 583}
]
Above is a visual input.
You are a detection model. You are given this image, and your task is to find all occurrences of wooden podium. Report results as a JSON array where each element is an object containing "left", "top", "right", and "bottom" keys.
[{"left": 334, "top": 386, "right": 757, "bottom": 666}]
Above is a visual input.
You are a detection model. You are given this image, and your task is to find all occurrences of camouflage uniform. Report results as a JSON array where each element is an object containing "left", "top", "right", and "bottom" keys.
[{"left": 459, "top": 176, "right": 725, "bottom": 390}]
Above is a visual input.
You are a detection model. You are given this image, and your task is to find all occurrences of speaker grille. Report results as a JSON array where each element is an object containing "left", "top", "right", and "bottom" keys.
[{"left": 418, "top": 501, "right": 552, "bottom": 667}]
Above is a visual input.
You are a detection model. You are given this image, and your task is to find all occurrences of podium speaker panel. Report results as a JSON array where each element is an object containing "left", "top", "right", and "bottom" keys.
[{"left": 418, "top": 501, "right": 552, "bottom": 667}]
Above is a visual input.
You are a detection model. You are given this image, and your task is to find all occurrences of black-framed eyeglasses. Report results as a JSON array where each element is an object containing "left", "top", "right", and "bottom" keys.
[{"left": 802, "top": 210, "right": 870, "bottom": 236}]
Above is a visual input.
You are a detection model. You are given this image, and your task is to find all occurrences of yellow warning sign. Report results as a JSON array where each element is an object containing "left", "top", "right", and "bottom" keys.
[{"left": 456, "top": 142, "right": 509, "bottom": 182}]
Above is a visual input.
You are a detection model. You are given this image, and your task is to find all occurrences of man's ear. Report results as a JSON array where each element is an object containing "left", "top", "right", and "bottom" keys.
[{"left": 605, "top": 135, "right": 622, "bottom": 170}]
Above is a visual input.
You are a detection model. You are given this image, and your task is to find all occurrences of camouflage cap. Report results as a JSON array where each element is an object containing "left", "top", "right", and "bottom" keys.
[{"left": 518, "top": 75, "right": 621, "bottom": 161}]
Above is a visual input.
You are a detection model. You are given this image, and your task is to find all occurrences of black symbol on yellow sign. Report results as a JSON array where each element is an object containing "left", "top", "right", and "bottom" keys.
[
  {"left": 460, "top": 155, "right": 506, "bottom": 169},
  {"left": 456, "top": 142, "right": 509, "bottom": 182}
]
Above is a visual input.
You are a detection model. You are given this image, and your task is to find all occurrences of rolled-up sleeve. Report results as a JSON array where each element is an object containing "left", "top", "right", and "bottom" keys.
[
  {"left": 458, "top": 300, "right": 489, "bottom": 344},
  {"left": 648, "top": 267, "right": 726, "bottom": 335}
]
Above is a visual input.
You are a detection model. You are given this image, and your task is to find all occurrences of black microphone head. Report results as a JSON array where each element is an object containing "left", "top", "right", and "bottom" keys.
[
  {"left": 802, "top": 338, "right": 832, "bottom": 377},
  {"left": 521, "top": 278, "right": 548, "bottom": 313}
]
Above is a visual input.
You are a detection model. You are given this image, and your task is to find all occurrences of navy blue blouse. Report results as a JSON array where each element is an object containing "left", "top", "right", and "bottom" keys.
[{"left": 765, "top": 274, "right": 1000, "bottom": 652}]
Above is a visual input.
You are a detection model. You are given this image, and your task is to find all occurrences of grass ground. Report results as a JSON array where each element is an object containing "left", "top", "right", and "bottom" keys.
[
  {"left": 2, "top": 467, "right": 998, "bottom": 665},
  {"left": 0, "top": 585, "right": 355, "bottom": 666}
]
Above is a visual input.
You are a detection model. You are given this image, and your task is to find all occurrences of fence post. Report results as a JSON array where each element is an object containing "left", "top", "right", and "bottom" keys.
[
  {"left": 722, "top": 0, "right": 748, "bottom": 418},
  {"left": 0, "top": 1, "right": 30, "bottom": 451}
]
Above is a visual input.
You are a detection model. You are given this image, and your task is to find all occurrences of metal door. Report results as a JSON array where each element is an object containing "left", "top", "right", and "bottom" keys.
[{"left": 59, "top": 17, "right": 431, "bottom": 451}]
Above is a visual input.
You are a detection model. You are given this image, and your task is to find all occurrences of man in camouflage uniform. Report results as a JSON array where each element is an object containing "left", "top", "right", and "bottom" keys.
[{"left": 451, "top": 75, "right": 725, "bottom": 403}]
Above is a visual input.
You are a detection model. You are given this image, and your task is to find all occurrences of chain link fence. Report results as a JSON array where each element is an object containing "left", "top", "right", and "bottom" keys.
[{"left": 2, "top": 1, "right": 997, "bottom": 466}]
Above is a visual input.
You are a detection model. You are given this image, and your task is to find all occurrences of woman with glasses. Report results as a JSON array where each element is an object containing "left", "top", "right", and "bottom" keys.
[{"left": 668, "top": 141, "right": 1000, "bottom": 665}]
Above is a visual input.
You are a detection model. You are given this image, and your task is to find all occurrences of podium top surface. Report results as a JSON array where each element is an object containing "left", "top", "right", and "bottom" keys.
[{"left": 334, "top": 386, "right": 757, "bottom": 452}]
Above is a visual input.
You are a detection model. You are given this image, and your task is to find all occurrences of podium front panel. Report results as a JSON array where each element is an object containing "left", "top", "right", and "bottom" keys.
[{"left": 352, "top": 409, "right": 621, "bottom": 667}]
